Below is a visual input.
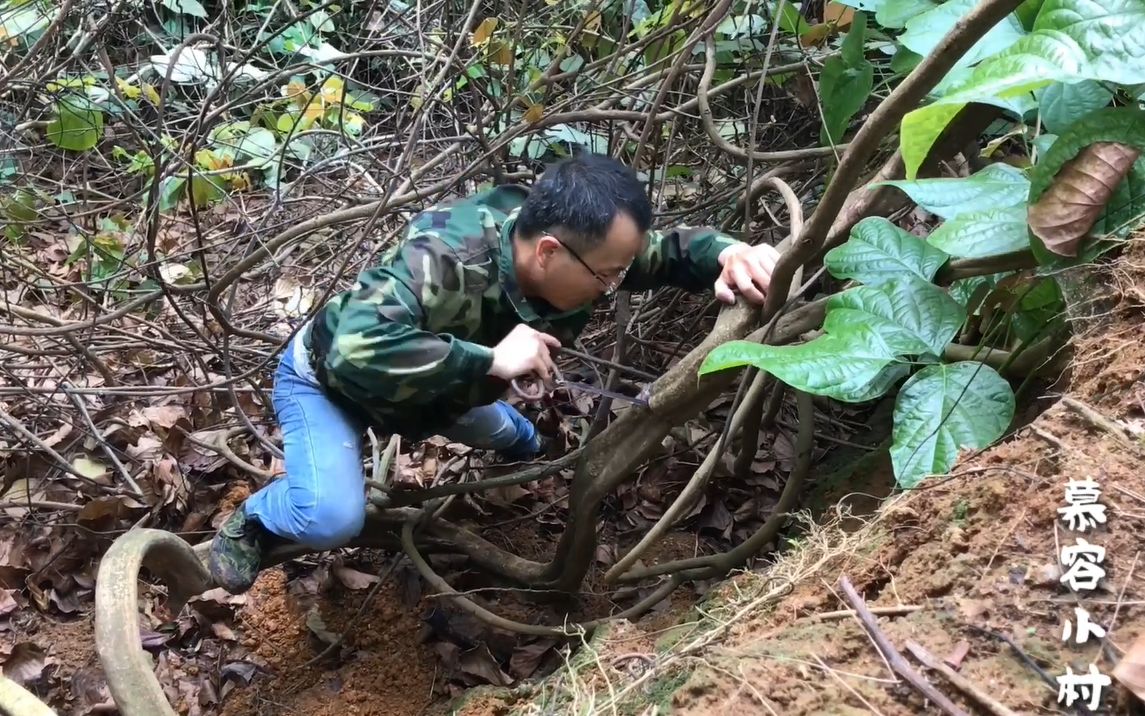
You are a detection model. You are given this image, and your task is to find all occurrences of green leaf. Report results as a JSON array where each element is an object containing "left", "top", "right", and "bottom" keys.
[
  {"left": 156, "top": 176, "right": 185, "bottom": 212},
  {"left": 875, "top": 0, "right": 937, "bottom": 28},
  {"left": 159, "top": 0, "right": 208, "bottom": 16},
  {"left": 1036, "top": 80, "right": 1113, "bottom": 133},
  {"left": 1036, "top": 0, "right": 1145, "bottom": 86},
  {"left": 0, "top": 2, "right": 56, "bottom": 39},
  {"left": 1028, "top": 106, "right": 1145, "bottom": 261},
  {"left": 900, "top": 0, "right": 1145, "bottom": 178},
  {"left": 189, "top": 174, "right": 226, "bottom": 207},
  {"left": 927, "top": 205, "right": 1031, "bottom": 259},
  {"left": 836, "top": 362, "right": 912, "bottom": 402},
  {"left": 890, "top": 362, "right": 1015, "bottom": 487},
  {"left": 948, "top": 272, "right": 1010, "bottom": 313},
  {"left": 237, "top": 127, "right": 280, "bottom": 167},
  {"left": 824, "top": 217, "right": 950, "bottom": 286},
  {"left": 45, "top": 95, "right": 103, "bottom": 152},
  {"left": 1016, "top": 0, "right": 1045, "bottom": 29},
  {"left": 875, "top": 163, "right": 1029, "bottom": 220},
  {"left": 819, "top": 12, "right": 874, "bottom": 145},
  {"left": 899, "top": 0, "right": 1025, "bottom": 70},
  {"left": 699, "top": 324, "right": 902, "bottom": 402},
  {"left": 824, "top": 277, "right": 967, "bottom": 357},
  {"left": 1008, "top": 275, "right": 1065, "bottom": 343}
]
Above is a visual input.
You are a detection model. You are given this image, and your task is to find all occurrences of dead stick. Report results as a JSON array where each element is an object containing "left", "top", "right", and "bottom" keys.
[
  {"left": 838, "top": 576, "right": 969, "bottom": 716},
  {"left": 904, "top": 640, "right": 1019, "bottom": 716},
  {"left": 805, "top": 605, "right": 923, "bottom": 622},
  {"left": 1060, "top": 397, "right": 1137, "bottom": 451}
]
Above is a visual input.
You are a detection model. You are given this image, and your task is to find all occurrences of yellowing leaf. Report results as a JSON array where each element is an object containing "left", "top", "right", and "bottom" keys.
[
  {"left": 142, "top": 83, "right": 161, "bottom": 105},
  {"left": 471, "top": 17, "right": 498, "bottom": 47},
  {"left": 72, "top": 456, "right": 109, "bottom": 481},
  {"left": 824, "top": 1, "right": 854, "bottom": 28},
  {"left": 585, "top": 10, "right": 602, "bottom": 32},
  {"left": 800, "top": 23, "right": 832, "bottom": 47},
  {"left": 115, "top": 77, "right": 141, "bottom": 100},
  {"left": 489, "top": 40, "right": 514, "bottom": 66},
  {"left": 524, "top": 103, "right": 544, "bottom": 124},
  {"left": 320, "top": 76, "right": 345, "bottom": 105},
  {"left": 284, "top": 81, "right": 310, "bottom": 108}
]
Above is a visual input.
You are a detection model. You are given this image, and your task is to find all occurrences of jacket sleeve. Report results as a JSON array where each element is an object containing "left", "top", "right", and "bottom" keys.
[
  {"left": 317, "top": 234, "right": 494, "bottom": 404},
  {"left": 620, "top": 225, "right": 742, "bottom": 292}
]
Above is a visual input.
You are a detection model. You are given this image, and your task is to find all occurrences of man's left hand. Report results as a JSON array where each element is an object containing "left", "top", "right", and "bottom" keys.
[{"left": 714, "top": 242, "right": 780, "bottom": 304}]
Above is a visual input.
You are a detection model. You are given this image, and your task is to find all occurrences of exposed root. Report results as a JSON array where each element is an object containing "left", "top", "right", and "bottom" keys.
[
  {"left": 94, "top": 529, "right": 212, "bottom": 716},
  {"left": 0, "top": 673, "right": 58, "bottom": 716}
]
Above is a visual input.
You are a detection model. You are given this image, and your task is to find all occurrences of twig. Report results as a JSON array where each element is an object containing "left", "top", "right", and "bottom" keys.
[
  {"left": 0, "top": 405, "right": 114, "bottom": 485},
  {"left": 963, "top": 625, "right": 1062, "bottom": 694},
  {"left": 63, "top": 383, "right": 143, "bottom": 497},
  {"left": 904, "top": 640, "right": 1019, "bottom": 716},
  {"left": 804, "top": 605, "right": 923, "bottom": 622},
  {"left": 838, "top": 576, "right": 969, "bottom": 716},
  {"left": 1061, "top": 397, "right": 1138, "bottom": 451}
]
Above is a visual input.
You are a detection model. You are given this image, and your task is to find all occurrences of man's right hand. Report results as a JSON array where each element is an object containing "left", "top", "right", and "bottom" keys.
[{"left": 488, "top": 324, "right": 561, "bottom": 382}]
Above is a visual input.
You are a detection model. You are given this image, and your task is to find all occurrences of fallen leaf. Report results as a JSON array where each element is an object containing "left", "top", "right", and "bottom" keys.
[
  {"left": 77, "top": 495, "right": 147, "bottom": 528},
  {"left": 220, "top": 661, "right": 258, "bottom": 684},
  {"left": 458, "top": 644, "right": 512, "bottom": 686},
  {"left": 142, "top": 404, "right": 188, "bottom": 429},
  {"left": 1029, "top": 142, "right": 1142, "bottom": 256},
  {"left": 0, "top": 589, "right": 17, "bottom": 616},
  {"left": 71, "top": 456, "right": 109, "bottom": 481},
  {"left": 1, "top": 642, "right": 54, "bottom": 687},
  {"left": 212, "top": 622, "right": 238, "bottom": 641},
  {"left": 333, "top": 566, "right": 379, "bottom": 590},
  {"left": 509, "top": 639, "right": 555, "bottom": 679},
  {"left": 305, "top": 608, "right": 341, "bottom": 645},
  {"left": 71, "top": 666, "right": 114, "bottom": 715}
]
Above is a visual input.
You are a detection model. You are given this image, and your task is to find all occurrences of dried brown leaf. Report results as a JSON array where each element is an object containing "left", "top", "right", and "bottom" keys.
[
  {"left": 0, "top": 589, "right": 16, "bottom": 616},
  {"left": 1029, "top": 142, "right": 1142, "bottom": 257},
  {"left": 509, "top": 639, "right": 555, "bottom": 679},
  {"left": 142, "top": 405, "right": 188, "bottom": 429},
  {"left": 304, "top": 607, "right": 340, "bottom": 645},
  {"left": 1, "top": 642, "right": 54, "bottom": 687},
  {"left": 71, "top": 666, "right": 115, "bottom": 715},
  {"left": 333, "top": 566, "right": 379, "bottom": 590},
  {"left": 458, "top": 644, "right": 512, "bottom": 686}
]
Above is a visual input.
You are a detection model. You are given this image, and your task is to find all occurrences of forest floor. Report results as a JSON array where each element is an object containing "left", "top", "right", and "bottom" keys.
[{"left": 5, "top": 236, "right": 1145, "bottom": 715}]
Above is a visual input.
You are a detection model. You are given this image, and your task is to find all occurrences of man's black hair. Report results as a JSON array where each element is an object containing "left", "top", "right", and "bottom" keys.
[{"left": 515, "top": 153, "right": 653, "bottom": 253}]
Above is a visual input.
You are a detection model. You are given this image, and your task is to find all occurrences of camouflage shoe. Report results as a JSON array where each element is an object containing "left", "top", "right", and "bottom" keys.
[{"left": 208, "top": 506, "right": 270, "bottom": 594}]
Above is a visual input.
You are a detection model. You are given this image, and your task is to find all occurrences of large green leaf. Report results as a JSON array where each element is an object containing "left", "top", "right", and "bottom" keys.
[
  {"left": 45, "top": 95, "right": 103, "bottom": 152},
  {"left": 1028, "top": 106, "right": 1145, "bottom": 262},
  {"left": 699, "top": 323, "right": 903, "bottom": 402},
  {"left": 900, "top": 0, "right": 1145, "bottom": 178},
  {"left": 876, "top": 0, "right": 937, "bottom": 29},
  {"left": 1036, "top": 0, "right": 1145, "bottom": 86},
  {"left": 899, "top": 0, "right": 1026, "bottom": 70},
  {"left": 875, "top": 163, "right": 1029, "bottom": 220},
  {"left": 1036, "top": 80, "right": 1114, "bottom": 133},
  {"left": 927, "top": 205, "right": 1031, "bottom": 259},
  {"left": 890, "top": 362, "right": 1015, "bottom": 487},
  {"left": 825, "top": 217, "right": 950, "bottom": 286},
  {"left": 825, "top": 277, "right": 966, "bottom": 356},
  {"left": 819, "top": 12, "right": 874, "bottom": 145}
]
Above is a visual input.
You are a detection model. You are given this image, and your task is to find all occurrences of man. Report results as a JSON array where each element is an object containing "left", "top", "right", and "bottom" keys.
[{"left": 209, "top": 153, "right": 781, "bottom": 593}]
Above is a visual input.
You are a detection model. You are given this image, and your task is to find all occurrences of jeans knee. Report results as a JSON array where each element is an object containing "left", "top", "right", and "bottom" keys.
[{"left": 295, "top": 493, "right": 366, "bottom": 550}]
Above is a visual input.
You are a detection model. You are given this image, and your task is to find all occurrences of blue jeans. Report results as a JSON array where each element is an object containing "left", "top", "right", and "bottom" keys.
[{"left": 244, "top": 330, "right": 537, "bottom": 550}]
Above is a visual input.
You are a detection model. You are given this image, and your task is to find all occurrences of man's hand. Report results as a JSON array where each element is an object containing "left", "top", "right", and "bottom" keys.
[
  {"left": 714, "top": 242, "right": 780, "bottom": 304},
  {"left": 488, "top": 324, "right": 561, "bottom": 382}
]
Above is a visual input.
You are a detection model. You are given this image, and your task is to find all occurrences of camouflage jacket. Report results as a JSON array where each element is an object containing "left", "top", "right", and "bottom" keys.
[{"left": 303, "top": 184, "right": 740, "bottom": 439}]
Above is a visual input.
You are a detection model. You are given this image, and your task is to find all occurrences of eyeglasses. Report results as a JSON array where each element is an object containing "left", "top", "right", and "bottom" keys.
[{"left": 547, "top": 234, "right": 629, "bottom": 296}]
